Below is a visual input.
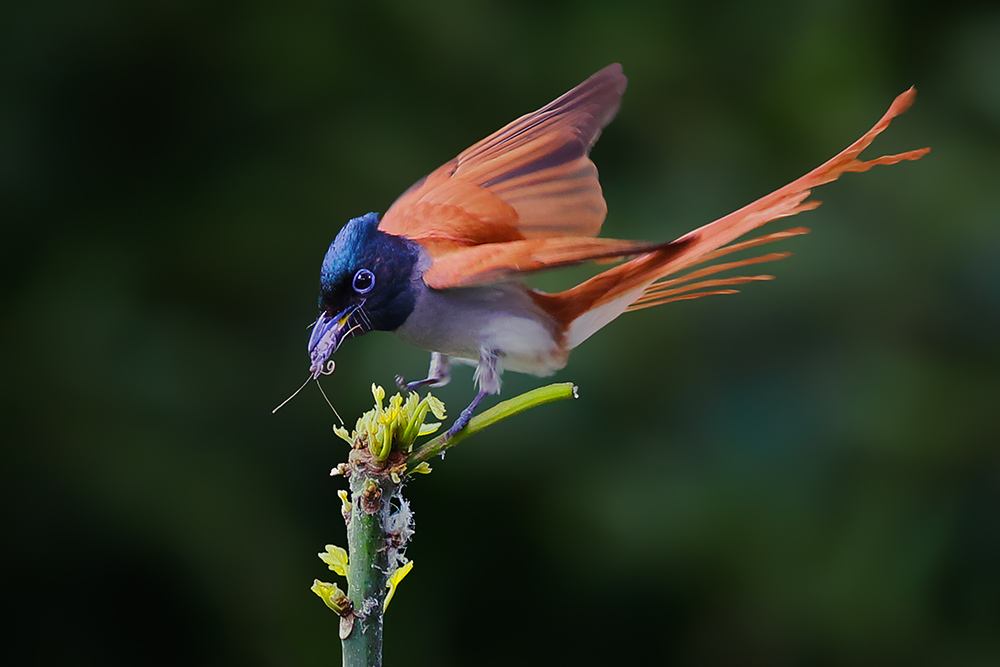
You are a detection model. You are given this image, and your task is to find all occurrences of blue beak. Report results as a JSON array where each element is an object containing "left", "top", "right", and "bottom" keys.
[{"left": 307, "top": 305, "right": 358, "bottom": 378}]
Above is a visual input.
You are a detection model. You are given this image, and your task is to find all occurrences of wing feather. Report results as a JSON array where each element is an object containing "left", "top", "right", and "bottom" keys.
[
  {"left": 379, "top": 64, "right": 627, "bottom": 247},
  {"left": 422, "top": 236, "right": 661, "bottom": 289}
]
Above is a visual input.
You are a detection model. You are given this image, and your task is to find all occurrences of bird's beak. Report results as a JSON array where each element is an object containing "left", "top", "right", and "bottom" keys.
[{"left": 307, "top": 305, "right": 359, "bottom": 378}]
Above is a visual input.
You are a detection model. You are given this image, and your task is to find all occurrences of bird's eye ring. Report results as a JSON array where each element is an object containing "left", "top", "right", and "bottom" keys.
[{"left": 352, "top": 268, "right": 375, "bottom": 294}]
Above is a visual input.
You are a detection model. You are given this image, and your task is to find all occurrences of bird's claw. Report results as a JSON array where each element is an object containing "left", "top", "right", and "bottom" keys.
[
  {"left": 444, "top": 408, "right": 474, "bottom": 441},
  {"left": 396, "top": 373, "right": 445, "bottom": 395}
]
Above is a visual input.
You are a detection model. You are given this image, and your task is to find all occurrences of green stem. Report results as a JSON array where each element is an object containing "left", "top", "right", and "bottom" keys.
[
  {"left": 342, "top": 475, "right": 395, "bottom": 667},
  {"left": 336, "top": 381, "right": 577, "bottom": 666},
  {"left": 407, "top": 382, "right": 577, "bottom": 467}
]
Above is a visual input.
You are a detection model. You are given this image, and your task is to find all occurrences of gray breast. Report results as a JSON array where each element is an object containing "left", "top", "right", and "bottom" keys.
[{"left": 394, "top": 279, "right": 566, "bottom": 376}]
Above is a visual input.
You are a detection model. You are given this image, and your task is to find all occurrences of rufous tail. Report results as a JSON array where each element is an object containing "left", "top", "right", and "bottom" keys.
[{"left": 532, "top": 88, "right": 929, "bottom": 348}]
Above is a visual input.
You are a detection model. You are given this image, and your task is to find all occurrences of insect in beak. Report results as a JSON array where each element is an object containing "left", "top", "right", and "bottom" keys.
[
  {"left": 272, "top": 305, "right": 362, "bottom": 420},
  {"left": 308, "top": 304, "right": 362, "bottom": 379}
]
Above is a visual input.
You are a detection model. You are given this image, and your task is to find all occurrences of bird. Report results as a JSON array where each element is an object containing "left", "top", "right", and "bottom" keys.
[{"left": 302, "top": 63, "right": 928, "bottom": 439}]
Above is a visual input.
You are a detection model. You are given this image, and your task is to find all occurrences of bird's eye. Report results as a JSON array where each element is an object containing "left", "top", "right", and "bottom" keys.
[{"left": 352, "top": 268, "right": 375, "bottom": 294}]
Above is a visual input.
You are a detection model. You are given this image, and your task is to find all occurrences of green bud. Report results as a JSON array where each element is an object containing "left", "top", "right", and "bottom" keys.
[{"left": 336, "top": 385, "right": 451, "bottom": 461}]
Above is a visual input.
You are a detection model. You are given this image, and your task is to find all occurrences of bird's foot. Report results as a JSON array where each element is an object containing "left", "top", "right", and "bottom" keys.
[
  {"left": 395, "top": 374, "right": 439, "bottom": 395},
  {"left": 444, "top": 407, "right": 475, "bottom": 441}
]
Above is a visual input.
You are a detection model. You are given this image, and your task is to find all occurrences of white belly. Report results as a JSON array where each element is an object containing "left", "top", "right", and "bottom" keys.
[{"left": 394, "top": 282, "right": 568, "bottom": 376}]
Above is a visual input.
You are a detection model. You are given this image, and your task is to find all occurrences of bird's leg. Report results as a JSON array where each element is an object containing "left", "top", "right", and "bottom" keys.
[
  {"left": 445, "top": 348, "right": 502, "bottom": 440},
  {"left": 445, "top": 390, "right": 486, "bottom": 441},
  {"left": 395, "top": 352, "right": 451, "bottom": 394}
]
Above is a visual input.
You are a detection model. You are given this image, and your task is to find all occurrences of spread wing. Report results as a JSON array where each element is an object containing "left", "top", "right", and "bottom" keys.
[{"left": 378, "top": 64, "right": 627, "bottom": 252}]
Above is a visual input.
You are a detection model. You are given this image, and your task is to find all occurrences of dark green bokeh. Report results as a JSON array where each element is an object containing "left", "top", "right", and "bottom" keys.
[{"left": 6, "top": 1, "right": 999, "bottom": 665}]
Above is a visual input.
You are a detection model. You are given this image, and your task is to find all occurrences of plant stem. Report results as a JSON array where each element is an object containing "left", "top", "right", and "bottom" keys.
[
  {"left": 342, "top": 474, "right": 395, "bottom": 667},
  {"left": 407, "top": 382, "right": 577, "bottom": 467},
  {"left": 336, "top": 381, "right": 577, "bottom": 666}
]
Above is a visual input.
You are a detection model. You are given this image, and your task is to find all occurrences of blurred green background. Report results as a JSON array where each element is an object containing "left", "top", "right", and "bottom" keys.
[{"left": 6, "top": 0, "right": 999, "bottom": 665}]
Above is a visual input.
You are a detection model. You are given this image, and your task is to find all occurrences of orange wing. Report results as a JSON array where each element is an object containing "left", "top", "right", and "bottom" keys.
[
  {"left": 422, "top": 237, "right": 662, "bottom": 289},
  {"left": 378, "top": 64, "right": 627, "bottom": 250}
]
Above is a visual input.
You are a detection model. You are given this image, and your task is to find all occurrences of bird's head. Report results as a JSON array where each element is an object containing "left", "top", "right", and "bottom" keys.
[{"left": 307, "top": 212, "right": 421, "bottom": 378}]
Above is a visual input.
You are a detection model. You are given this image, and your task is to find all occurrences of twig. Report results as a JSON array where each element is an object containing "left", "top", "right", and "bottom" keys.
[{"left": 407, "top": 382, "right": 578, "bottom": 467}]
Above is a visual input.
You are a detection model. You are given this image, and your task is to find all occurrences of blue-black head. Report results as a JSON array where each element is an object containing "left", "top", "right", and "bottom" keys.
[{"left": 307, "top": 212, "right": 421, "bottom": 377}]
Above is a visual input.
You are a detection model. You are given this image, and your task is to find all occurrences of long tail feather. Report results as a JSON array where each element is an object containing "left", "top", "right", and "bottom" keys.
[
  {"left": 531, "top": 88, "right": 929, "bottom": 348},
  {"left": 628, "top": 289, "right": 741, "bottom": 309},
  {"left": 632, "top": 273, "right": 776, "bottom": 303},
  {"left": 644, "top": 251, "right": 792, "bottom": 292},
  {"left": 694, "top": 226, "right": 811, "bottom": 264}
]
